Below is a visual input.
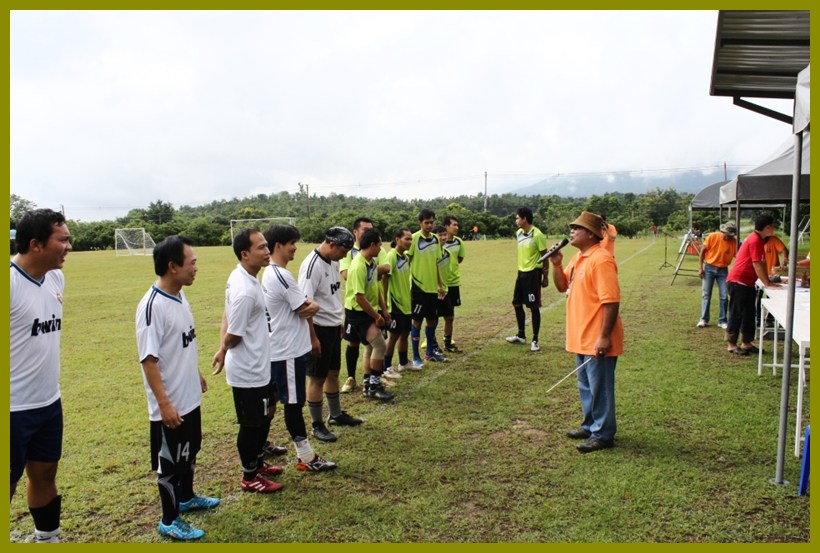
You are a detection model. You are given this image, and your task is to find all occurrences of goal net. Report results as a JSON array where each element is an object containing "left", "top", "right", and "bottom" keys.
[
  {"left": 230, "top": 217, "right": 296, "bottom": 241},
  {"left": 115, "top": 228, "right": 156, "bottom": 256}
]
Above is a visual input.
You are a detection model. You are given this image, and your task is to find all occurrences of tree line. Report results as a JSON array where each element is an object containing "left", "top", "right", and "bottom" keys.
[{"left": 12, "top": 188, "right": 718, "bottom": 252}]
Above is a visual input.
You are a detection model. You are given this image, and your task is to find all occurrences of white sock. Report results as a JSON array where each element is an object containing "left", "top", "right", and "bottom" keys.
[
  {"left": 294, "top": 437, "right": 315, "bottom": 462},
  {"left": 34, "top": 527, "right": 60, "bottom": 543}
]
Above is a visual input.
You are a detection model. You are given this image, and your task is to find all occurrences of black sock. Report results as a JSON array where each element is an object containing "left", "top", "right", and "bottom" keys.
[
  {"left": 284, "top": 403, "right": 308, "bottom": 440},
  {"left": 531, "top": 307, "right": 541, "bottom": 343},
  {"left": 444, "top": 335, "right": 452, "bottom": 347},
  {"left": 157, "top": 474, "right": 179, "bottom": 525},
  {"left": 29, "top": 494, "right": 61, "bottom": 532},
  {"left": 514, "top": 305, "right": 526, "bottom": 338},
  {"left": 238, "top": 425, "right": 262, "bottom": 481},
  {"left": 345, "top": 346, "right": 359, "bottom": 379}
]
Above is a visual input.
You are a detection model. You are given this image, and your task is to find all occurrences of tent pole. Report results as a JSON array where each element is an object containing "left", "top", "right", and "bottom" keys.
[{"left": 772, "top": 131, "right": 803, "bottom": 485}]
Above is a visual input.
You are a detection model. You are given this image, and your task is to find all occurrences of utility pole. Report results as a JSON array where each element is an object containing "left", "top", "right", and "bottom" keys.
[
  {"left": 299, "top": 182, "right": 310, "bottom": 217},
  {"left": 484, "top": 171, "right": 488, "bottom": 212}
]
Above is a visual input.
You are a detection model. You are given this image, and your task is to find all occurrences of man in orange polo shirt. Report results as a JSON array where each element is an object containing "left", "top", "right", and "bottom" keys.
[
  {"left": 697, "top": 222, "right": 738, "bottom": 329},
  {"left": 551, "top": 211, "right": 624, "bottom": 454}
]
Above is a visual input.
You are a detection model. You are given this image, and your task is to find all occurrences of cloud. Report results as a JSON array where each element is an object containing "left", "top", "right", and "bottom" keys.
[{"left": 10, "top": 10, "right": 795, "bottom": 221}]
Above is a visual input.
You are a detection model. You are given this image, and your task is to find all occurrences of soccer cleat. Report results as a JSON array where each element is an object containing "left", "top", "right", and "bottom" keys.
[
  {"left": 312, "top": 423, "right": 338, "bottom": 442},
  {"left": 531, "top": 341, "right": 540, "bottom": 352},
  {"left": 424, "top": 352, "right": 448, "bottom": 363},
  {"left": 296, "top": 454, "right": 337, "bottom": 472},
  {"left": 179, "top": 495, "right": 220, "bottom": 513},
  {"left": 258, "top": 461, "right": 285, "bottom": 476},
  {"left": 327, "top": 411, "right": 363, "bottom": 426},
  {"left": 367, "top": 383, "right": 395, "bottom": 401},
  {"left": 241, "top": 474, "right": 284, "bottom": 493},
  {"left": 405, "top": 359, "right": 424, "bottom": 371},
  {"left": 262, "top": 441, "right": 288, "bottom": 457},
  {"left": 718, "top": 322, "right": 728, "bottom": 330},
  {"left": 506, "top": 335, "right": 526, "bottom": 344},
  {"left": 157, "top": 517, "right": 205, "bottom": 541},
  {"left": 433, "top": 346, "right": 445, "bottom": 357},
  {"left": 383, "top": 367, "right": 403, "bottom": 379},
  {"left": 444, "top": 344, "right": 462, "bottom": 353},
  {"left": 340, "top": 376, "right": 358, "bottom": 393},
  {"left": 696, "top": 320, "right": 708, "bottom": 328}
]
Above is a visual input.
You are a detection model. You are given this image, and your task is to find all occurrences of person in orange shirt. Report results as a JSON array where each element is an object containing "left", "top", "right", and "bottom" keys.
[
  {"left": 551, "top": 211, "right": 624, "bottom": 454},
  {"left": 697, "top": 222, "right": 738, "bottom": 329},
  {"left": 600, "top": 214, "right": 617, "bottom": 255},
  {"left": 763, "top": 235, "right": 789, "bottom": 275}
]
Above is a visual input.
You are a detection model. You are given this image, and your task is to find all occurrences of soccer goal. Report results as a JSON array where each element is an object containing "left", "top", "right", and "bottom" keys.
[
  {"left": 115, "top": 228, "right": 156, "bottom": 256},
  {"left": 230, "top": 217, "right": 296, "bottom": 241}
]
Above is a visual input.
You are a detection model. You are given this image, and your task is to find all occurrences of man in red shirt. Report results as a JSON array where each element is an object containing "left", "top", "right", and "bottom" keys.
[{"left": 725, "top": 215, "right": 779, "bottom": 355}]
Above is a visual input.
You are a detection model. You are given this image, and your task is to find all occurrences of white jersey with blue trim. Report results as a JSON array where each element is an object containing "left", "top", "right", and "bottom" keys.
[
  {"left": 10, "top": 262, "right": 64, "bottom": 412},
  {"left": 261, "top": 263, "right": 312, "bottom": 361},
  {"left": 299, "top": 248, "right": 343, "bottom": 327},
  {"left": 224, "top": 264, "right": 272, "bottom": 388},
  {"left": 136, "top": 285, "right": 202, "bottom": 421}
]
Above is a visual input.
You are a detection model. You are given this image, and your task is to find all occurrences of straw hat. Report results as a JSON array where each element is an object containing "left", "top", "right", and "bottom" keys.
[{"left": 570, "top": 211, "right": 604, "bottom": 239}]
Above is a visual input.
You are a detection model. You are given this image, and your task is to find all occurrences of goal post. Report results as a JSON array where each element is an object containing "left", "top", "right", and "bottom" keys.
[
  {"left": 114, "top": 228, "right": 156, "bottom": 256},
  {"left": 230, "top": 217, "right": 296, "bottom": 242}
]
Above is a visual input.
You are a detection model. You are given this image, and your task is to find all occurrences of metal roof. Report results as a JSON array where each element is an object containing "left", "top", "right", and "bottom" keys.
[{"left": 710, "top": 10, "right": 809, "bottom": 110}]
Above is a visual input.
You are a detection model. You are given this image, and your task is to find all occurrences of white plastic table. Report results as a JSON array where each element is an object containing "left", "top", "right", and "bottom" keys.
[{"left": 757, "top": 284, "right": 810, "bottom": 456}]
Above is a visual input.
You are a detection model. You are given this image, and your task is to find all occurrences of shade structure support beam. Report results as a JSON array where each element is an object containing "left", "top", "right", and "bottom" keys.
[{"left": 733, "top": 97, "right": 793, "bottom": 125}]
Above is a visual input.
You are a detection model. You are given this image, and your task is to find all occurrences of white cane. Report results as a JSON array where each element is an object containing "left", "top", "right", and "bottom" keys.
[{"left": 546, "top": 355, "right": 597, "bottom": 395}]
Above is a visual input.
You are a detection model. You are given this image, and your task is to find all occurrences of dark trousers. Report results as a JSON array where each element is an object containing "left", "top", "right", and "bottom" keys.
[{"left": 727, "top": 282, "right": 757, "bottom": 345}]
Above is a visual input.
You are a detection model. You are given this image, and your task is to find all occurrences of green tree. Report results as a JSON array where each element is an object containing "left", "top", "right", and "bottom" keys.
[{"left": 10, "top": 194, "right": 37, "bottom": 226}]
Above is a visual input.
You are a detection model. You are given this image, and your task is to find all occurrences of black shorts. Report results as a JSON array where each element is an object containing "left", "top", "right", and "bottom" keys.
[
  {"left": 10, "top": 399, "right": 63, "bottom": 483},
  {"left": 150, "top": 406, "right": 202, "bottom": 473},
  {"left": 512, "top": 270, "right": 542, "bottom": 308},
  {"left": 437, "top": 293, "right": 454, "bottom": 317},
  {"left": 272, "top": 353, "right": 311, "bottom": 405},
  {"left": 388, "top": 310, "right": 412, "bottom": 334},
  {"left": 448, "top": 286, "right": 461, "bottom": 307},
  {"left": 309, "top": 325, "right": 342, "bottom": 378},
  {"left": 231, "top": 384, "right": 274, "bottom": 428},
  {"left": 344, "top": 309, "right": 377, "bottom": 345},
  {"left": 411, "top": 284, "right": 439, "bottom": 321}
]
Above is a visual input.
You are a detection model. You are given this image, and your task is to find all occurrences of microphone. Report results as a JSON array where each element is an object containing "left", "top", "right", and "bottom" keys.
[{"left": 538, "top": 238, "right": 569, "bottom": 263}]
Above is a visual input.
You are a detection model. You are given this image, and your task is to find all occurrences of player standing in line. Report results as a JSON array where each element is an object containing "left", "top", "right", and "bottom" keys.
[
  {"left": 10, "top": 209, "right": 72, "bottom": 543},
  {"left": 262, "top": 224, "right": 337, "bottom": 471},
  {"left": 136, "top": 235, "right": 219, "bottom": 541},
  {"left": 344, "top": 228, "right": 394, "bottom": 400},
  {"left": 407, "top": 209, "right": 447, "bottom": 365},
  {"left": 298, "top": 226, "right": 364, "bottom": 444},
  {"left": 506, "top": 207, "right": 549, "bottom": 352},
  {"left": 212, "top": 229, "right": 285, "bottom": 495},
  {"left": 384, "top": 227, "right": 418, "bottom": 373},
  {"left": 338, "top": 217, "right": 391, "bottom": 392},
  {"left": 440, "top": 215, "right": 465, "bottom": 353}
]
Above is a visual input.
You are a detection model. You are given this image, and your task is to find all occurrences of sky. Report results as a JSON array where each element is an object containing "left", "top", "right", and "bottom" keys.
[{"left": 9, "top": 10, "right": 798, "bottom": 222}]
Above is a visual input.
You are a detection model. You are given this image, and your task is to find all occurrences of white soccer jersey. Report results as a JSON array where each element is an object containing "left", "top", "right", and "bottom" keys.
[
  {"left": 298, "top": 248, "right": 343, "bottom": 327},
  {"left": 223, "top": 264, "right": 271, "bottom": 388},
  {"left": 135, "top": 285, "right": 202, "bottom": 421},
  {"left": 9, "top": 262, "right": 64, "bottom": 412},
  {"left": 261, "top": 263, "right": 312, "bottom": 361}
]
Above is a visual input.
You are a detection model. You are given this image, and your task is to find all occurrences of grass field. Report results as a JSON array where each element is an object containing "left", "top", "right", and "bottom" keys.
[{"left": 8, "top": 236, "right": 811, "bottom": 543}]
